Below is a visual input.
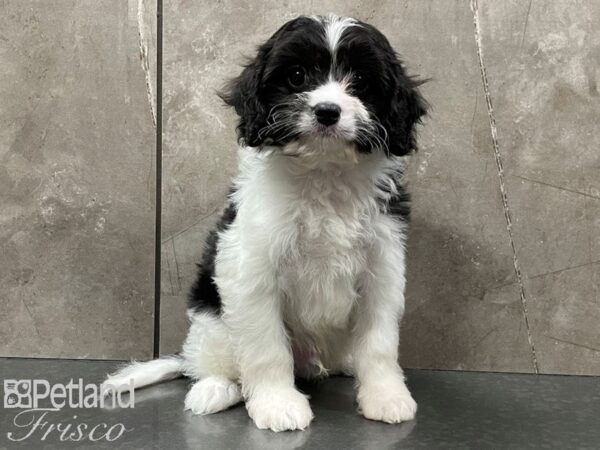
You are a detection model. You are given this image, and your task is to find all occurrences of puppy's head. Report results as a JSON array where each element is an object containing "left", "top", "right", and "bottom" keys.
[{"left": 220, "top": 14, "right": 427, "bottom": 158}]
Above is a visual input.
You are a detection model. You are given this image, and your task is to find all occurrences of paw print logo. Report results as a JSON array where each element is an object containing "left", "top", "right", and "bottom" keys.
[{"left": 4, "top": 380, "right": 32, "bottom": 408}]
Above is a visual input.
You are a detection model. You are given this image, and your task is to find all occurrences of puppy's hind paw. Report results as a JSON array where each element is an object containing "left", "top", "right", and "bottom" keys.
[{"left": 185, "top": 377, "right": 242, "bottom": 415}]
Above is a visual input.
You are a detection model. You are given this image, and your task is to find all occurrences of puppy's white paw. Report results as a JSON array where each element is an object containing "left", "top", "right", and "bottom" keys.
[
  {"left": 358, "top": 383, "right": 417, "bottom": 424},
  {"left": 184, "top": 377, "right": 242, "bottom": 415},
  {"left": 247, "top": 388, "right": 314, "bottom": 432}
]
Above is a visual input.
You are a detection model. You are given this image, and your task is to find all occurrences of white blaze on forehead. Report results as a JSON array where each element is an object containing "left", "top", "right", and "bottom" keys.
[{"left": 313, "top": 14, "right": 357, "bottom": 53}]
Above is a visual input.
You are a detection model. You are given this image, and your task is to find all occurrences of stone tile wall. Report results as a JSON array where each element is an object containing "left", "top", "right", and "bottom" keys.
[{"left": 2, "top": 1, "right": 598, "bottom": 374}]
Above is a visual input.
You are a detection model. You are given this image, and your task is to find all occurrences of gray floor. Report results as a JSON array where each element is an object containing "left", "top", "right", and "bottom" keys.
[{"left": 1, "top": 359, "right": 598, "bottom": 449}]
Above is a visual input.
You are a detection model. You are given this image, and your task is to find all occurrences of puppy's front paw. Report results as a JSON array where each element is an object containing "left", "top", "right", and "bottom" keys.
[
  {"left": 358, "top": 383, "right": 417, "bottom": 424},
  {"left": 247, "top": 388, "right": 314, "bottom": 432}
]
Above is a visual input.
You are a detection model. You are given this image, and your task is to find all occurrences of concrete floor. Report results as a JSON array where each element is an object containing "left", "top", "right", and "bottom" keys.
[{"left": 1, "top": 359, "right": 598, "bottom": 449}]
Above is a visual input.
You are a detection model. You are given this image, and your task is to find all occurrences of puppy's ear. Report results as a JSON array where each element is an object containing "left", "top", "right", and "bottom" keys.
[
  {"left": 219, "top": 58, "right": 268, "bottom": 147},
  {"left": 384, "top": 61, "right": 428, "bottom": 156}
]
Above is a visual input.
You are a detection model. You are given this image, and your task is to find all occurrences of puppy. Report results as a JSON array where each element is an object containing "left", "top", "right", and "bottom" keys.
[{"left": 105, "top": 14, "right": 427, "bottom": 432}]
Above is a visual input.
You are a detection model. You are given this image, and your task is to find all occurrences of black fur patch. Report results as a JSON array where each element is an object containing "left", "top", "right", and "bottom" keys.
[
  {"left": 219, "top": 17, "right": 328, "bottom": 147},
  {"left": 187, "top": 202, "right": 237, "bottom": 314},
  {"left": 337, "top": 21, "right": 428, "bottom": 156},
  {"left": 386, "top": 178, "right": 411, "bottom": 222}
]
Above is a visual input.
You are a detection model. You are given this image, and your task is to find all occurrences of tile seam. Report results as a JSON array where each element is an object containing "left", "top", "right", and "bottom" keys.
[{"left": 153, "top": 0, "right": 163, "bottom": 357}]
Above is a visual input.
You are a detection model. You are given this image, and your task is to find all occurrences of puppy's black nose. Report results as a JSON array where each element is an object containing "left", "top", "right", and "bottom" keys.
[{"left": 313, "top": 102, "right": 341, "bottom": 126}]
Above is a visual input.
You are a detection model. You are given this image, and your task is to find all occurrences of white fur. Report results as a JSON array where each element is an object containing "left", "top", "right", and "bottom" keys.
[
  {"left": 184, "top": 376, "right": 242, "bottom": 415},
  {"left": 246, "top": 386, "right": 313, "bottom": 432},
  {"left": 181, "top": 311, "right": 238, "bottom": 381},
  {"left": 315, "top": 14, "right": 358, "bottom": 54},
  {"left": 102, "top": 356, "right": 183, "bottom": 393},
  {"left": 105, "top": 13, "right": 417, "bottom": 431},
  {"left": 104, "top": 147, "right": 415, "bottom": 430},
  {"left": 213, "top": 148, "right": 413, "bottom": 430},
  {"left": 302, "top": 80, "right": 370, "bottom": 141}
]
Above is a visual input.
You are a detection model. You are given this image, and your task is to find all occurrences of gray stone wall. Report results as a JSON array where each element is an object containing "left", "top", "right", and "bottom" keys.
[
  {"left": 0, "top": 0, "right": 157, "bottom": 359},
  {"left": 2, "top": 1, "right": 598, "bottom": 375}
]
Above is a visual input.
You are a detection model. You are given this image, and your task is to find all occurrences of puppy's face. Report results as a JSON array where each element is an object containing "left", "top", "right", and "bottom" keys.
[{"left": 221, "top": 15, "right": 427, "bottom": 157}]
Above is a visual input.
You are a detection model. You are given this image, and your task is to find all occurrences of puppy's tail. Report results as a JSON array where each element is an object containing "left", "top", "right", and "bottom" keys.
[{"left": 102, "top": 354, "right": 184, "bottom": 393}]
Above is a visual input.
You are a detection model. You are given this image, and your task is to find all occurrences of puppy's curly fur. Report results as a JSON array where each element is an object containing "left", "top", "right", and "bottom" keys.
[{"left": 105, "top": 14, "right": 427, "bottom": 432}]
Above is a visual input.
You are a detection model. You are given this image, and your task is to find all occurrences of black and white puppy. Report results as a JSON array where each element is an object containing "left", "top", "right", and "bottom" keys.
[{"left": 105, "top": 14, "right": 427, "bottom": 432}]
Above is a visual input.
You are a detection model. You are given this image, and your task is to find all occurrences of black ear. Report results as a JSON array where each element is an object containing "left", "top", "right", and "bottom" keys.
[
  {"left": 219, "top": 58, "right": 268, "bottom": 148},
  {"left": 384, "top": 61, "right": 428, "bottom": 156},
  {"left": 219, "top": 17, "right": 313, "bottom": 148}
]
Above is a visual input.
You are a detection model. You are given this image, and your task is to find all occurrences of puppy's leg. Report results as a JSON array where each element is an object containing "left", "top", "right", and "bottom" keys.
[
  {"left": 223, "top": 278, "right": 313, "bottom": 432},
  {"left": 182, "top": 311, "right": 242, "bottom": 415},
  {"left": 353, "top": 219, "right": 416, "bottom": 423}
]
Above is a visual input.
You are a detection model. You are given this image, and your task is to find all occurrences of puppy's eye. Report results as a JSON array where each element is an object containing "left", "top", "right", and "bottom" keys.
[
  {"left": 287, "top": 66, "right": 306, "bottom": 89},
  {"left": 352, "top": 72, "right": 368, "bottom": 93}
]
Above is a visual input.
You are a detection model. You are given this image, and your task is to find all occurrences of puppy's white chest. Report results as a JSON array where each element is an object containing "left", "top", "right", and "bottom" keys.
[{"left": 277, "top": 178, "right": 370, "bottom": 331}]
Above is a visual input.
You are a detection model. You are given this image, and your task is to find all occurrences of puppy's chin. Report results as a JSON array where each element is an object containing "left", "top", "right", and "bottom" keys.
[{"left": 281, "top": 135, "right": 359, "bottom": 165}]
